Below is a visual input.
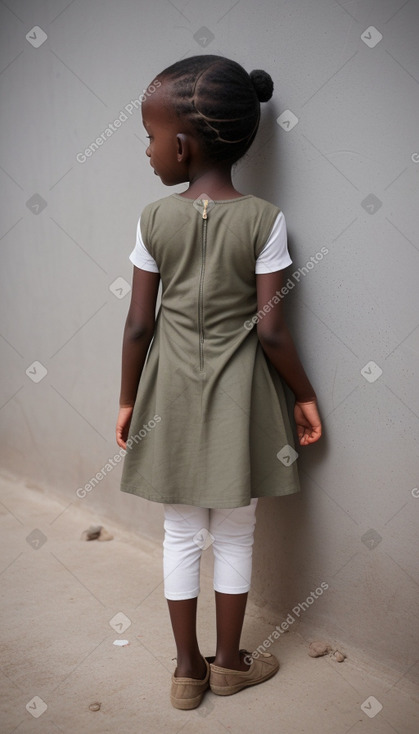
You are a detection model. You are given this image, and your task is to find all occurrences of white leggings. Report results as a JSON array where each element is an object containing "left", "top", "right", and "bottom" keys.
[{"left": 163, "top": 500, "right": 258, "bottom": 600}]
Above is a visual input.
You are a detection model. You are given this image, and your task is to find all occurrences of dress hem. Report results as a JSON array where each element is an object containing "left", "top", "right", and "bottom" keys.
[{"left": 119, "top": 483, "right": 300, "bottom": 509}]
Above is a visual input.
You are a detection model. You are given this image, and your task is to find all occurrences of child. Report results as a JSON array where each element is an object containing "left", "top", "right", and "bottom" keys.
[{"left": 116, "top": 55, "right": 322, "bottom": 710}]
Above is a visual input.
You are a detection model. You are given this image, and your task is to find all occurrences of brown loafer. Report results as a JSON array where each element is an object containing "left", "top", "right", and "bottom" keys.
[
  {"left": 170, "top": 657, "right": 210, "bottom": 710},
  {"left": 209, "top": 650, "right": 279, "bottom": 696}
]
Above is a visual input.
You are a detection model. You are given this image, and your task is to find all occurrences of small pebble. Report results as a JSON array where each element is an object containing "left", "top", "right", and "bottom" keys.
[
  {"left": 334, "top": 651, "right": 345, "bottom": 662},
  {"left": 89, "top": 702, "right": 101, "bottom": 712},
  {"left": 81, "top": 525, "right": 102, "bottom": 541},
  {"left": 308, "top": 641, "right": 332, "bottom": 657},
  {"left": 81, "top": 525, "right": 113, "bottom": 541},
  {"left": 98, "top": 527, "right": 114, "bottom": 541}
]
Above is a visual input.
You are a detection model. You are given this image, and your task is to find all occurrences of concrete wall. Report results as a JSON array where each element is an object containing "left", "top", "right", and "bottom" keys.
[{"left": 1, "top": 0, "right": 418, "bottom": 676}]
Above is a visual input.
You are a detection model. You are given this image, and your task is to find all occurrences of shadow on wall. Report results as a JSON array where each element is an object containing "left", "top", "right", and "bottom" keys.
[
  {"left": 250, "top": 438, "right": 328, "bottom": 621},
  {"left": 234, "top": 104, "right": 282, "bottom": 202},
  {"left": 234, "top": 103, "right": 331, "bottom": 620}
]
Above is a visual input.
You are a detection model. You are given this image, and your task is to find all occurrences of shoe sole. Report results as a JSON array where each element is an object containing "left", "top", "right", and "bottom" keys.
[{"left": 170, "top": 691, "right": 207, "bottom": 709}]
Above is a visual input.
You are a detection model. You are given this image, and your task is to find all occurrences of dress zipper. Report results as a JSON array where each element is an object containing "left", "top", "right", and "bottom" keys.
[{"left": 198, "top": 199, "right": 208, "bottom": 372}]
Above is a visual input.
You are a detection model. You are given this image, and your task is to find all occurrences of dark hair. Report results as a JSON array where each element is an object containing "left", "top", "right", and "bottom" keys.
[{"left": 157, "top": 55, "right": 274, "bottom": 164}]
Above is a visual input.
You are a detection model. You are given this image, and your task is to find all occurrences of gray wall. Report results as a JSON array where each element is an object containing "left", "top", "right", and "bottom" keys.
[{"left": 1, "top": 0, "right": 418, "bottom": 676}]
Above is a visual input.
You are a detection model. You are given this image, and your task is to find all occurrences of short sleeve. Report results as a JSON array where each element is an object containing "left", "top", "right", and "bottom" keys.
[
  {"left": 129, "top": 216, "right": 159, "bottom": 272},
  {"left": 255, "top": 211, "right": 292, "bottom": 274}
]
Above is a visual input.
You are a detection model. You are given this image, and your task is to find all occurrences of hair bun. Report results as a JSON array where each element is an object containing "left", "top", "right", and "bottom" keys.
[{"left": 250, "top": 69, "right": 274, "bottom": 102}]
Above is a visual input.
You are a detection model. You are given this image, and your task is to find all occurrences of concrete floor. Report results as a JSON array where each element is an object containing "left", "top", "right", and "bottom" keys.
[{"left": 1, "top": 474, "right": 418, "bottom": 734}]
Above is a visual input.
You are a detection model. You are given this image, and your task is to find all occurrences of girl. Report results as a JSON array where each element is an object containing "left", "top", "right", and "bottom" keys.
[{"left": 116, "top": 55, "right": 322, "bottom": 710}]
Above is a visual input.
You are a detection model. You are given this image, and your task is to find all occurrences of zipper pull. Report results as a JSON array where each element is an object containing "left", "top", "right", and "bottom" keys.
[{"left": 202, "top": 199, "right": 208, "bottom": 219}]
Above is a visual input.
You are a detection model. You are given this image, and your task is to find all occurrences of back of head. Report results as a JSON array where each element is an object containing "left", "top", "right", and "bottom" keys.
[{"left": 157, "top": 55, "right": 274, "bottom": 164}]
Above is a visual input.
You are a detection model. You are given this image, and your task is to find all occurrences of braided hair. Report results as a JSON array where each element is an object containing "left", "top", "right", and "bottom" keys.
[{"left": 157, "top": 55, "right": 274, "bottom": 164}]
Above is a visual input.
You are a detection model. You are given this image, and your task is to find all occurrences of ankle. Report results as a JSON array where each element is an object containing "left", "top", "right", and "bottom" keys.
[
  {"left": 213, "top": 651, "right": 250, "bottom": 671},
  {"left": 174, "top": 653, "right": 207, "bottom": 679}
]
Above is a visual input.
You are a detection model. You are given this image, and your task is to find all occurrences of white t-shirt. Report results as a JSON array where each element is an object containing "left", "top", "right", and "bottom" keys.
[{"left": 129, "top": 211, "right": 292, "bottom": 274}]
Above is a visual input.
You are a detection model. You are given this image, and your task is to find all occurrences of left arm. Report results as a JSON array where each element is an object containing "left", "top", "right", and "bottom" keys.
[{"left": 116, "top": 267, "right": 160, "bottom": 448}]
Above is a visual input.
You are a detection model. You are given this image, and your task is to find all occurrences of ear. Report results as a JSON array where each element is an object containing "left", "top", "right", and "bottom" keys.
[{"left": 176, "top": 133, "right": 190, "bottom": 163}]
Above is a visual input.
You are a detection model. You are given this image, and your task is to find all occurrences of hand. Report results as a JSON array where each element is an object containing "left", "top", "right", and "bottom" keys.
[
  {"left": 116, "top": 406, "right": 134, "bottom": 449},
  {"left": 294, "top": 400, "right": 322, "bottom": 446}
]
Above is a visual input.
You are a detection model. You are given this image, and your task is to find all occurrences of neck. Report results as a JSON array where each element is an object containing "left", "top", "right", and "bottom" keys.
[{"left": 179, "top": 164, "right": 243, "bottom": 200}]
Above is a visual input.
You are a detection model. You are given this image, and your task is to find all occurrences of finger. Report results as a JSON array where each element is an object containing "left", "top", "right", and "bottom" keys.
[
  {"left": 298, "top": 427, "right": 311, "bottom": 445},
  {"left": 304, "top": 426, "right": 322, "bottom": 444},
  {"left": 298, "top": 424, "right": 322, "bottom": 445},
  {"left": 116, "top": 427, "right": 126, "bottom": 449}
]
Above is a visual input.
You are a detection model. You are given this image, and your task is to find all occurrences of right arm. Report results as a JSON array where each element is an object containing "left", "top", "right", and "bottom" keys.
[{"left": 256, "top": 269, "right": 322, "bottom": 445}]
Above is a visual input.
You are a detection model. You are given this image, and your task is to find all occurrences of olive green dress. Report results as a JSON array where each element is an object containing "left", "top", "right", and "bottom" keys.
[{"left": 120, "top": 194, "right": 300, "bottom": 508}]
